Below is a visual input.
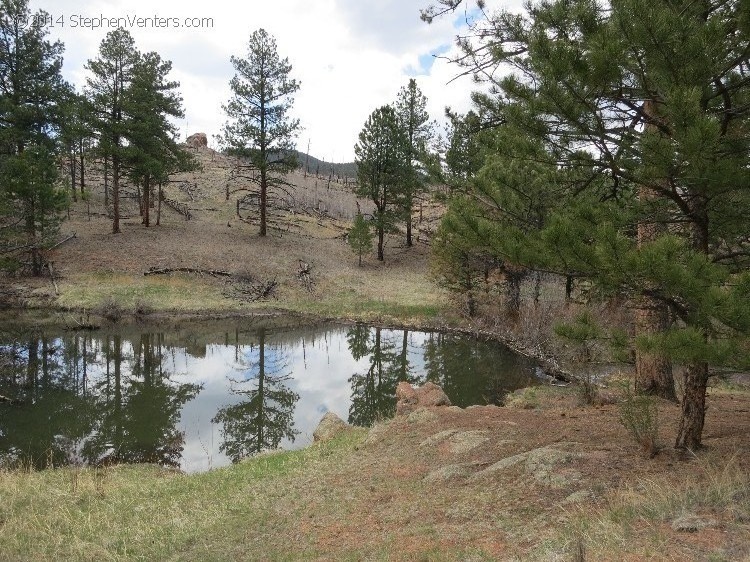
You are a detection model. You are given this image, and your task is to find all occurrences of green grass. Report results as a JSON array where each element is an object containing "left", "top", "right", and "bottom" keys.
[
  {"left": 0, "top": 430, "right": 367, "bottom": 561},
  {"left": 282, "top": 295, "right": 443, "bottom": 323},
  {"left": 53, "top": 270, "right": 448, "bottom": 327},
  {"left": 57, "top": 273, "right": 236, "bottom": 314}
]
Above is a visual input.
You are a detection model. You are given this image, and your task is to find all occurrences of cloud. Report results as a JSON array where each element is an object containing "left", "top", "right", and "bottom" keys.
[{"left": 29, "top": 0, "right": 501, "bottom": 162}]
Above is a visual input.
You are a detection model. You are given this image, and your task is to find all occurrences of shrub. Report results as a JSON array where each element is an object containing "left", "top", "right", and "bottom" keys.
[{"left": 619, "top": 382, "right": 659, "bottom": 457}]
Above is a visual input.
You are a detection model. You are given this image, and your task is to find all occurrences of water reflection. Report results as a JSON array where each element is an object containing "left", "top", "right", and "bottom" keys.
[
  {"left": 347, "top": 327, "right": 421, "bottom": 426},
  {"left": 0, "top": 320, "right": 539, "bottom": 472},
  {"left": 212, "top": 328, "right": 299, "bottom": 462}
]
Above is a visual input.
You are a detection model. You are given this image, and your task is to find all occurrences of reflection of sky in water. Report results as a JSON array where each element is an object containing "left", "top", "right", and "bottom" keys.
[
  {"left": 175, "top": 331, "right": 369, "bottom": 473},
  {"left": 0, "top": 324, "right": 537, "bottom": 474},
  {"left": 166, "top": 329, "right": 469, "bottom": 472}
]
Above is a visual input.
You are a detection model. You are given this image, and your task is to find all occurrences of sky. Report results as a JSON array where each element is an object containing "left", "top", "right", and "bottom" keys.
[{"left": 26, "top": 0, "right": 522, "bottom": 162}]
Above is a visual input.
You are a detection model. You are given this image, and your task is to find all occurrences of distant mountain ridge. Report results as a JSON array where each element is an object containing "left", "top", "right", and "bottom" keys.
[{"left": 294, "top": 151, "right": 357, "bottom": 179}]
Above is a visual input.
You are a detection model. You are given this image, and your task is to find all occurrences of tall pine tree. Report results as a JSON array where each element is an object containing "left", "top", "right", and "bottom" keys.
[
  {"left": 354, "top": 106, "right": 410, "bottom": 261},
  {"left": 0, "top": 0, "right": 68, "bottom": 274},
  {"left": 394, "top": 79, "right": 432, "bottom": 247},
  {"left": 85, "top": 28, "right": 139, "bottom": 235},
  {"left": 424, "top": 0, "right": 750, "bottom": 448},
  {"left": 124, "top": 51, "right": 194, "bottom": 227},
  {"left": 221, "top": 28, "right": 301, "bottom": 237}
]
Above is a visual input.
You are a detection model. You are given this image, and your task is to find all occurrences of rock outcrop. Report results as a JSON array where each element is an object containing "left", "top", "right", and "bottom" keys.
[
  {"left": 313, "top": 412, "right": 350, "bottom": 442},
  {"left": 186, "top": 132, "right": 208, "bottom": 149},
  {"left": 395, "top": 381, "right": 451, "bottom": 416}
]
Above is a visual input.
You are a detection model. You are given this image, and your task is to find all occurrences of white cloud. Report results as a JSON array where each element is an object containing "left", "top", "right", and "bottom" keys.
[{"left": 28, "top": 0, "right": 505, "bottom": 161}]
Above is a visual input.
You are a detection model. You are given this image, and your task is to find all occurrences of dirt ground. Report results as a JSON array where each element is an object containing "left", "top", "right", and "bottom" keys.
[{"left": 281, "top": 385, "right": 750, "bottom": 561}]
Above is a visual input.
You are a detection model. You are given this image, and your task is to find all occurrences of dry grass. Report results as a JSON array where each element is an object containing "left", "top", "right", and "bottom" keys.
[
  {"left": 1, "top": 388, "right": 748, "bottom": 561},
  {"left": 6, "top": 146, "right": 449, "bottom": 325}
]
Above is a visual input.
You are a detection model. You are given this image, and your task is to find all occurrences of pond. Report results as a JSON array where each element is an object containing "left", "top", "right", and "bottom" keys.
[{"left": 0, "top": 317, "right": 540, "bottom": 473}]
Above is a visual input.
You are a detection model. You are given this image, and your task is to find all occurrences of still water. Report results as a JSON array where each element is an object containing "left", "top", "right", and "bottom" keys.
[{"left": 0, "top": 318, "right": 539, "bottom": 472}]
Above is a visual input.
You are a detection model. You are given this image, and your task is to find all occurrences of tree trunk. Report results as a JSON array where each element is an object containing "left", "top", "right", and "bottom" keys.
[
  {"left": 260, "top": 169, "right": 267, "bottom": 237},
  {"left": 533, "top": 271, "right": 541, "bottom": 307},
  {"left": 377, "top": 224, "right": 384, "bottom": 261},
  {"left": 112, "top": 154, "right": 120, "bottom": 234},
  {"left": 635, "top": 304, "right": 676, "bottom": 401},
  {"left": 142, "top": 175, "right": 150, "bottom": 227},
  {"left": 635, "top": 99, "right": 675, "bottom": 400},
  {"left": 79, "top": 140, "right": 85, "bottom": 195},
  {"left": 406, "top": 206, "right": 413, "bottom": 247},
  {"left": 505, "top": 269, "right": 523, "bottom": 320},
  {"left": 674, "top": 203, "right": 711, "bottom": 447},
  {"left": 565, "top": 275, "right": 573, "bottom": 303},
  {"left": 70, "top": 149, "right": 77, "bottom": 202},
  {"left": 675, "top": 361, "right": 709, "bottom": 450},
  {"left": 104, "top": 156, "right": 109, "bottom": 207},
  {"left": 156, "top": 183, "right": 162, "bottom": 226}
]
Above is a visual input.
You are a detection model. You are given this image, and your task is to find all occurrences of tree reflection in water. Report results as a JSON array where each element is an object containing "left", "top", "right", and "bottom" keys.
[
  {"left": 0, "top": 331, "right": 200, "bottom": 470},
  {"left": 212, "top": 328, "right": 299, "bottom": 462},
  {"left": 0, "top": 321, "right": 537, "bottom": 471},
  {"left": 347, "top": 326, "right": 423, "bottom": 427}
]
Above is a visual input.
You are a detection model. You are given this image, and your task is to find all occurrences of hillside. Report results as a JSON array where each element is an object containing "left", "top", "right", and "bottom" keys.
[{"left": 4, "top": 142, "right": 446, "bottom": 320}]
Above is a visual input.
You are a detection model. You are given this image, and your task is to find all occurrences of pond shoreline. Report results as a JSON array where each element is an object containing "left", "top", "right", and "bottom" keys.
[{"left": 0, "top": 302, "right": 578, "bottom": 384}]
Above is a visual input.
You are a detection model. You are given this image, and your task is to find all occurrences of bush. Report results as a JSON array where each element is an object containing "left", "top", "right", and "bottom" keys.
[{"left": 619, "top": 382, "right": 659, "bottom": 457}]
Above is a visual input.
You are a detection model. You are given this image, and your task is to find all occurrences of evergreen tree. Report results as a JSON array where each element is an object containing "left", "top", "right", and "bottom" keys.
[
  {"left": 354, "top": 105, "right": 410, "bottom": 261},
  {"left": 438, "top": 124, "right": 560, "bottom": 318},
  {"left": 85, "top": 28, "right": 139, "bottom": 234},
  {"left": 444, "top": 109, "right": 483, "bottom": 190},
  {"left": 221, "top": 28, "right": 301, "bottom": 237},
  {"left": 424, "top": 0, "right": 750, "bottom": 448},
  {"left": 394, "top": 78, "right": 432, "bottom": 246},
  {"left": 348, "top": 212, "right": 373, "bottom": 266},
  {"left": 0, "top": 0, "right": 69, "bottom": 274},
  {"left": 124, "top": 52, "right": 194, "bottom": 227}
]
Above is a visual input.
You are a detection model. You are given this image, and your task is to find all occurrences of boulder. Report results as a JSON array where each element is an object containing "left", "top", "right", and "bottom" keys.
[
  {"left": 186, "top": 132, "right": 208, "bottom": 149},
  {"left": 423, "top": 462, "right": 482, "bottom": 483},
  {"left": 396, "top": 381, "right": 451, "bottom": 415},
  {"left": 407, "top": 408, "right": 439, "bottom": 424},
  {"left": 313, "top": 412, "right": 349, "bottom": 442}
]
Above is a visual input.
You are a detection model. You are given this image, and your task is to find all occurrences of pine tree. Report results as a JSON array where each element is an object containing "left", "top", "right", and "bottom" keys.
[
  {"left": 0, "top": 0, "right": 69, "bottom": 274},
  {"left": 354, "top": 105, "right": 410, "bottom": 261},
  {"left": 124, "top": 51, "right": 194, "bottom": 227},
  {"left": 444, "top": 109, "right": 483, "bottom": 190},
  {"left": 85, "top": 28, "right": 139, "bottom": 234},
  {"left": 424, "top": 0, "right": 750, "bottom": 448},
  {"left": 348, "top": 212, "right": 373, "bottom": 266},
  {"left": 394, "top": 79, "right": 432, "bottom": 246},
  {"left": 221, "top": 28, "right": 301, "bottom": 237}
]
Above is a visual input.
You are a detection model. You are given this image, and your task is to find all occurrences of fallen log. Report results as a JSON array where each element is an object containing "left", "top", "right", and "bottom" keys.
[
  {"left": 49, "top": 232, "right": 76, "bottom": 250},
  {"left": 230, "top": 278, "right": 278, "bottom": 302},
  {"left": 160, "top": 195, "right": 192, "bottom": 220},
  {"left": 144, "top": 267, "right": 231, "bottom": 277}
]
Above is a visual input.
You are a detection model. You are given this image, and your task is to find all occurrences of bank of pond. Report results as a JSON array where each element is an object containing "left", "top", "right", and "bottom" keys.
[{"left": 0, "top": 317, "right": 540, "bottom": 472}]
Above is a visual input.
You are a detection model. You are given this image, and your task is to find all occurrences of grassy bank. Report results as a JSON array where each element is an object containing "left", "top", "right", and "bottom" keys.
[
  {"left": 37, "top": 266, "right": 450, "bottom": 329},
  {"left": 0, "top": 431, "right": 366, "bottom": 561},
  {"left": 2, "top": 389, "right": 749, "bottom": 561}
]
